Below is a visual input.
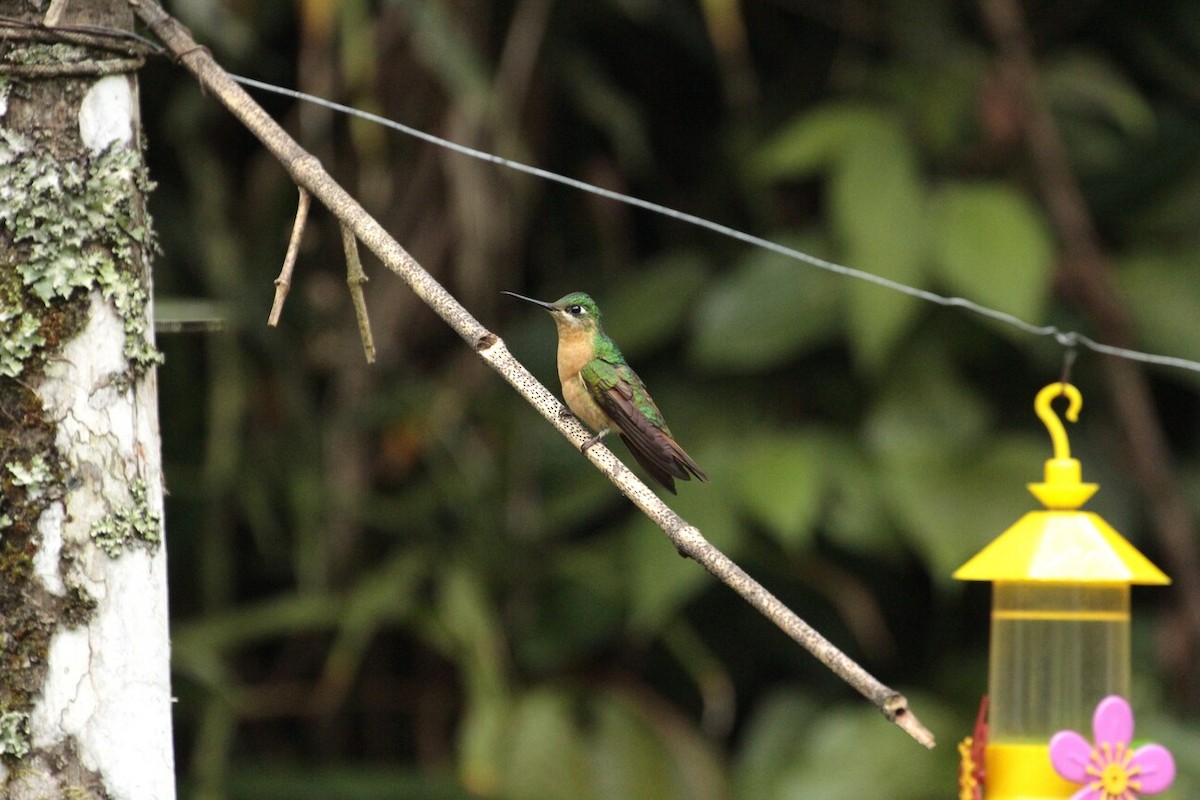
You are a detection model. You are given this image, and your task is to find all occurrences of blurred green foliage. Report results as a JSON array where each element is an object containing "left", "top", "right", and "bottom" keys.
[{"left": 142, "top": 1, "right": 1200, "bottom": 798}]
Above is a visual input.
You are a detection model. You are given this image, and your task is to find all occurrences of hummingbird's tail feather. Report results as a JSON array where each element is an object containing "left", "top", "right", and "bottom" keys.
[
  {"left": 618, "top": 431, "right": 707, "bottom": 495},
  {"left": 673, "top": 444, "right": 708, "bottom": 483},
  {"left": 621, "top": 433, "right": 679, "bottom": 493}
]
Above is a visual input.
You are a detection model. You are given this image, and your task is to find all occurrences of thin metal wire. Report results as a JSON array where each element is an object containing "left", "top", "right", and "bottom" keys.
[
  {"left": 1059, "top": 336, "right": 1078, "bottom": 387},
  {"left": 229, "top": 73, "right": 1200, "bottom": 376}
]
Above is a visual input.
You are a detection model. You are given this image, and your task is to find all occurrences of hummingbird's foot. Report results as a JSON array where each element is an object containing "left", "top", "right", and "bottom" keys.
[{"left": 580, "top": 430, "right": 608, "bottom": 454}]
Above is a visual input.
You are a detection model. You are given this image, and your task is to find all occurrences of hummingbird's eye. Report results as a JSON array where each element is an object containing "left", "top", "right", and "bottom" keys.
[{"left": 567, "top": 304, "right": 584, "bottom": 316}]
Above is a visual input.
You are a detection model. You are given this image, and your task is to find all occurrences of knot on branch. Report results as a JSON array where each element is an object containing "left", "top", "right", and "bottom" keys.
[{"left": 286, "top": 152, "right": 325, "bottom": 181}]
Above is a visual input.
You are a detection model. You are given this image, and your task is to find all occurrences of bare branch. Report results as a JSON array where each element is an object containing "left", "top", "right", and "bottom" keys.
[
  {"left": 341, "top": 224, "right": 375, "bottom": 364},
  {"left": 267, "top": 186, "right": 310, "bottom": 327},
  {"left": 130, "top": 0, "right": 935, "bottom": 747}
]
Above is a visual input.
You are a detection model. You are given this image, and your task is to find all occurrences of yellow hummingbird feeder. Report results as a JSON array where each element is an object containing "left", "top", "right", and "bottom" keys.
[{"left": 954, "top": 383, "right": 1170, "bottom": 800}]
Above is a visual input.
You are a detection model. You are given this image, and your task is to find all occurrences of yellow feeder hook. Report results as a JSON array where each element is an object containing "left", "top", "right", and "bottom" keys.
[
  {"left": 1028, "top": 383, "right": 1097, "bottom": 510},
  {"left": 1034, "top": 383, "right": 1081, "bottom": 461}
]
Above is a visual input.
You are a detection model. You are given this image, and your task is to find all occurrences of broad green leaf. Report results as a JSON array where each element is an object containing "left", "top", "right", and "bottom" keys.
[
  {"left": 623, "top": 515, "right": 709, "bottom": 635},
  {"left": 603, "top": 252, "right": 711, "bottom": 355},
  {"left": 559, "top": 52, "right": 653, "bottom": 170},
  {"left": 225, "top": 765, "right": 475, "bottom": 800},
  {"left": 734, "top": 432, "right": 823, "bottom": 549},
  {"left": 1044, "top": 54, "right": 1155, "bottom": 175},
  {"left": 1116, "top": 250, "right": 1200, "bottom": 388},
  {"left": 771, "top": 700, "right": 958, "bottom": 800},
  {"left": 1045, "top": 53, "right": 1156, "bottom": 139},
  {"left": 1124, "top": 161, "right": 1200, "bottom": 241},
  {"left": 863, "top": 356, "right": 1040, "bottom": 578},
  {"left": 750, "top": 104, "right": 892, "bottom": 180},
  {"left": 435, "top": 564, "right": 507, "bottom": 698},
  {"left": 515, "top": 540, "right": 626, "bottom": 672},
  {"left": 731, "top": 690, "right": 822, "bottom": 800},
  {"left": 690, "top": 235, "right": 841, "bottom": 372},
  {"left": 820, "top": 437, "right": 903, "bottom": 558},
  {"left": 876, "top": 57, "right": 988, "bottom": 157},
  {"left": 1136, "top": 707, "right": 1200, "bottom": 799},
  {"left": 406, "top": 1, "right": 491, "bottom": 102},
  {"left": 734, "top": 690, "right": 959, "bottom": 800},
  {"left": 748, "top": 108, "right": 928, "bottom": 369},
  {"left": 502, "top": 689, "right": 592, "bottom": 800},
  {"left": 846, "top": 284, "right": 922, "bottom": 371},
  {"left": 589, "top": 691, "right": 680, "bottom": 800},
  {"left": 879, "top": 434, "right": 1048, "bottom": 581},
  {"left": 830, "top": 117, "right": 928, "bottom": 368},
  {"left": 457, "top": 691, "right": 514, "bottom": 796},
  {"left": 623, "top": 456, "right": 742, "bottom": 633},
  {"left": 929, "top": 182, "right": 1053, "bottom": 322},
  {"left": 467, "top": 685, "right": 727, "bottom": 800},
  {"left": 864, "top": 353, "right": 992, "bottom": 456},
  {"left": 589, "top": 688, "right": 727, "bottom": 800}
]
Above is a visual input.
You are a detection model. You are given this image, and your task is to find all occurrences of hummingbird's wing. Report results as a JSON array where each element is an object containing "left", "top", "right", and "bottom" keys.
[{"left": 581, "top": 359, "right": 708, "bottom": 494}]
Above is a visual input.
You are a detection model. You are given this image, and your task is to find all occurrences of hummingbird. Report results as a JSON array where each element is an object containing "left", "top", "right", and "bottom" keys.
[{"left": 503, "top": 291, "right": 708, "bottom": 494}]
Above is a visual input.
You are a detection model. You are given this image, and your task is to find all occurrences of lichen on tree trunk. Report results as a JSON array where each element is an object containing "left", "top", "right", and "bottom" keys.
[{"left": 0, "top": 2, "right": 174, "bottom": 798}]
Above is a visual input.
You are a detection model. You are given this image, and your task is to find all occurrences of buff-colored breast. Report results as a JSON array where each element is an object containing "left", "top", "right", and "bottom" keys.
[{"left": 556, "top": 327, "right": 611, "bottom": 432}]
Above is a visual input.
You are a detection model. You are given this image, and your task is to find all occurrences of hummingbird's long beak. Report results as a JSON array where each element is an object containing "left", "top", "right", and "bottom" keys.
[{"left": 501, "top": 291, "right": 556, "bottom": 311}]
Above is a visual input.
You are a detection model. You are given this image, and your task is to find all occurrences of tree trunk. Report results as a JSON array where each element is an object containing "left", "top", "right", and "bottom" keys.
[{"left": 0, "top": 1, "right": 174, "bottom": 798}]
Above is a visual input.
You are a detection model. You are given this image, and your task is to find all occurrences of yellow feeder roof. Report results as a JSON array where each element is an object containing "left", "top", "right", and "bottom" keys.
[
  {"left": 954, "top": 383, "right": 1171, "bottom": 585},
  {"left": 953, "top": 510, "right": 1170, "bottom": 583}
]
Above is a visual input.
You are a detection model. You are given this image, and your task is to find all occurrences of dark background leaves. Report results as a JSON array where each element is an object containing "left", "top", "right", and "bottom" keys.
[{"left": 144, "top": 1, "right": 1200, "bottom": 797}]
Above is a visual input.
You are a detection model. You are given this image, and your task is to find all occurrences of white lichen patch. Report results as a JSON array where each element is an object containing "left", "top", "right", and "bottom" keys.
[
  {"left": 79, "top": 75, "right": 134, "bottom": 153},
  {"left": 33, "top": 502, "right": 66, "bottom": 595}
]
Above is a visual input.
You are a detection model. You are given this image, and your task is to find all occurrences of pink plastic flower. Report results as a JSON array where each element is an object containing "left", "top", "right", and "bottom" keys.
[{"left": 1050, "top": 696, "right": 1175, "bottom": 800}]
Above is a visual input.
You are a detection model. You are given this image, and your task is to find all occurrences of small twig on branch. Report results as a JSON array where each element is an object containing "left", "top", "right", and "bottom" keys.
[
  {"left": 43, "top": 0, "right": 70, "bottom": 27},
  {"left": 341, "top": 224, "right": 376, "bottom": 364},
  {"left": 130, "top": 0, "right": 935, "bottom": 747},
  {"left": 268, "top": 186, "right": 311, "bottom": 327}
]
